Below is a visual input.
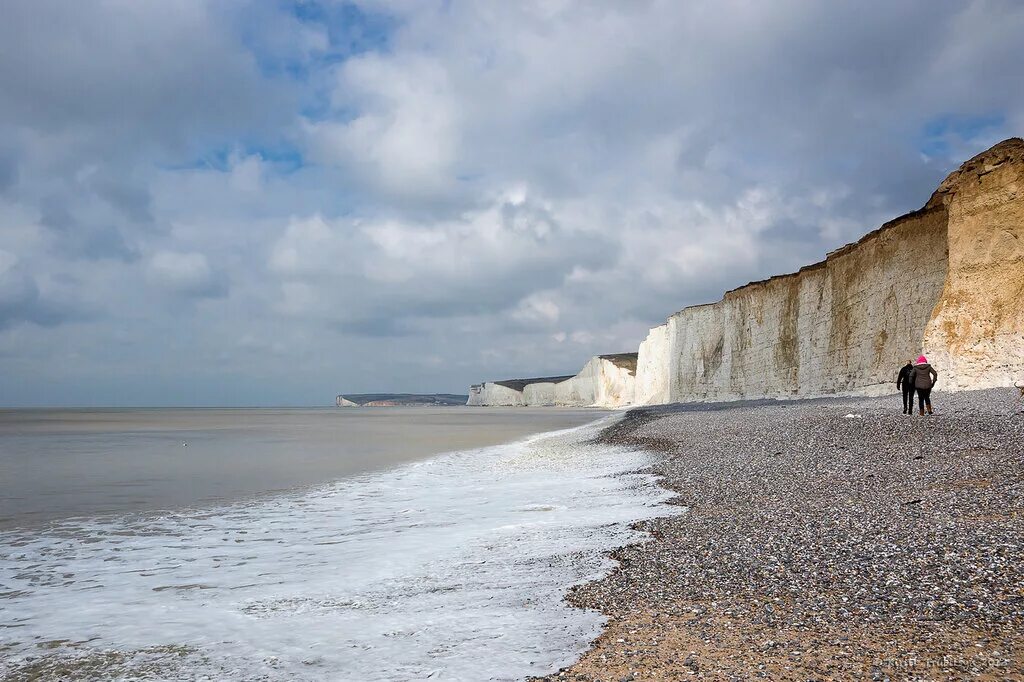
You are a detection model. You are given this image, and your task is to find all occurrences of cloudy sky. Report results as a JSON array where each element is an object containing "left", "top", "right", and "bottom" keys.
[{"left": 1, "top": 0, "right": 1022, "bottom": 406}]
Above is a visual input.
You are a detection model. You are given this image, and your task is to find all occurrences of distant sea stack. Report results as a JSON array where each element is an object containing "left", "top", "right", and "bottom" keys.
[{"left": 469, "top": 138, "right": 1024, "bottom": 407}]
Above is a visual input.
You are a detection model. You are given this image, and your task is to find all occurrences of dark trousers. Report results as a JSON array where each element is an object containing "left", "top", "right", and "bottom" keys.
[
  {"left": 902, "top": 387, "right": 915, "bottom": 412},
  {"left": 917, "top": 387, "right": 932, "bottom": 411}
]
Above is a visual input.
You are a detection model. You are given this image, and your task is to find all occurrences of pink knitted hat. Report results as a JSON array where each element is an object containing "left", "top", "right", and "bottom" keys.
[{"left": 916, "top": 355, "right": 928, "bottom": 364}]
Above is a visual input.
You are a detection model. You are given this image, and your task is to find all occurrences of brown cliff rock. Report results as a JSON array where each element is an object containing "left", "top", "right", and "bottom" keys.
[{"left": 924, "top": 138, "right": 1024, "bottom": 389}]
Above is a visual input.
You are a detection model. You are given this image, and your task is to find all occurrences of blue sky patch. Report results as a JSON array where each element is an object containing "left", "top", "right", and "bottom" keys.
[{"left": 919, "top": 114, "right": 1006, "bottom": 158}]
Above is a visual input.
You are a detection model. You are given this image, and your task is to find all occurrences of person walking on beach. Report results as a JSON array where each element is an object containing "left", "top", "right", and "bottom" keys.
[
  {"left": 910, "top": 355, "right": 938, "bottom": 416},
  {"left": 896, "top": 360, "right": 915, "bottom": 414}
]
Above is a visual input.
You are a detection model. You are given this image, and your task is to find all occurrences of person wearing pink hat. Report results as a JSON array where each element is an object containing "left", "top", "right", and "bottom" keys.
[{"left": 910, "top": 355, "right": 938, "bottom": 415}]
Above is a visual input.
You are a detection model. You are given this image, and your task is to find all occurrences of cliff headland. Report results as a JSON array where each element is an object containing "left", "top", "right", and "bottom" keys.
[
  {"left": 335, "top": 393, "right": 469, "bottom": 407},
  {"left": 472, "top": 139, "right": 1024, "bottom": 406}
]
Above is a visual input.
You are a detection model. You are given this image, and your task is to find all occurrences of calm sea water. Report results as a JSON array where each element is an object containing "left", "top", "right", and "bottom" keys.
[
  {"left": 0, "top": 407, "right": 603, "bottom": 529},
  {"left": 0, "top": 409, "right": 675, "bottom": 680}
]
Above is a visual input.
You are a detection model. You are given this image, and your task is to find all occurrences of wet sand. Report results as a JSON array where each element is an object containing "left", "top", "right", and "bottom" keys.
[
  {"left": 0, "top": 407, "right": 604, "bottom": 530},
  {"left": 541, "top": 388, "right": 1024, "bottom": 681}
]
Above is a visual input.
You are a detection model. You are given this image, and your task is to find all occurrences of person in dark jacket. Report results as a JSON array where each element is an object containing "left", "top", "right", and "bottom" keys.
[
  {"left": 896, "top": 360, "right": 915, "bottom": 414},
  {"left": 910, "top": 355, "right": 938, "bottom": 415}
]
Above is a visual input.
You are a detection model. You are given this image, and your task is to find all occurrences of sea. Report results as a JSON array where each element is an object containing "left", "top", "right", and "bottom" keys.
[{"left": 0, "top": 407, "right": 674, "bottom": 681}]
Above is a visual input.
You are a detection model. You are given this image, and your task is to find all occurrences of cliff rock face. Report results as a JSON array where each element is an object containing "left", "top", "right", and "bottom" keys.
[
  {"left": 553, "top": 354, "right": 638, "bottom": 407},
  {"left": 634, "top": 324, "right": 670, "bottom": 405},
  {"left": 632, "top": 138, "right": 1023, "bottom": 404},
  {"left": 338, "top": 393, "right": 470, "bottom": 407},
  {"left": 523, "top": 381, "right": 558, "bottom": 406},
  {"left": 642, "top": 203, "right": 949, "bottom": 402},
  {"left": 471, "top": 382, "right": 528, "bottom": 406},
  {"left": 467, "top": 357, "right": 637, "bottom": 408},
  {"left": 468, "top": 377, "right": 575, "bottom": 406},
  {"left": 470, "top": 139, "right": 1024, "bottom": 407},
  {"left": 922, "top": 139, "right": 1024, "bottom": 390}
]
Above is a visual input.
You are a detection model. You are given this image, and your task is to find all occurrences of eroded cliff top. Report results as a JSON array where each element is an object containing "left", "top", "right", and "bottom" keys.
[
  {"left": 928, "top": 136, "right": 1024, "bottom": 208},
  {"left": 665, "top": 137, "right": 1024, "bottom": 318},
  {"left": 599, "top": 353, "right": 639, "bottom": 373},
  {"left": 493, "top": 376, "right": 576, "bottom": 391}
]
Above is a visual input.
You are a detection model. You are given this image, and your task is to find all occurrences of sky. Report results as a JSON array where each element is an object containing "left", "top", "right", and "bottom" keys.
[{"left": 1, "top": 0, "right": 1022, "bottom": 406}]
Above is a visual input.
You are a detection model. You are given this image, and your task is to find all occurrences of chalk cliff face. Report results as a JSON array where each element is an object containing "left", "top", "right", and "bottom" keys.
[
  {"left": 922, "top": 139, "right": 1024, "bottom": 390},
  {"left": 644, "top": 201, "right": 949, "bottom": 402},
  {"left": 470, "top": 139, "right": 1024, "bottom": 407},
  {"left": 553, "top": 354, "right": 638, "bottom": 408},
  {"left": 472, "top": 382, "right": 528, "bottom": 406},
  {"left": 339, "top": 393, "right": 470, "bottom": 407},
  {"left": 468, "top": 376, "right": 575, "bottom": 407},
  {"left": 467, "top": 358, "right": 637, "bottom": 408},
  {"left": 634, "top": 138, "right": 1022, "bottom": 403},
  {"left": 634, "top": 324, "right": 670, "bottom": 405},
  {"left": 522, "top": 382, "right": 557, "bottom": 406}
]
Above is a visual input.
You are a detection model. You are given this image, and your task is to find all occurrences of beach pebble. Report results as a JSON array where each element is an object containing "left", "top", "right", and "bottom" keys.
[{"left": 538, "top": 388, "right": 1024, "bottom": 680}]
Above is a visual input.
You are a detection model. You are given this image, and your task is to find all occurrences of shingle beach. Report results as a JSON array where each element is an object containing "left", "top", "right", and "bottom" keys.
[{"left": 542, "top": 388, "right": 1024, "bottom": 681}]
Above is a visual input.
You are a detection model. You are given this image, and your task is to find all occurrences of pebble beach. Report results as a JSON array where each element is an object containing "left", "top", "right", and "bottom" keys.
[{"left": 542, "top": 388, "right": 1024, "bottom": 681}]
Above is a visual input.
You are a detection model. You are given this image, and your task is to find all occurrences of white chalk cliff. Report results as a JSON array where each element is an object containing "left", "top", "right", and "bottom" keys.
[
  {"left": 469, "top": 139, "right": 1024, "bottom": 407},
  {"left": 468, "top": 356, "right": 638, "bottom": 408}
]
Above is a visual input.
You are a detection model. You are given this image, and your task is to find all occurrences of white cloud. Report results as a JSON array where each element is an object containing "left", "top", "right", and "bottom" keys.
[
  {"left": 268, "top": 215, "right": 340, "bottom": 277},
  {"left": 227, "top": 153, "right": 265, "bottom": 193},
  {"left": 511, "top": 294, "right": 561, "bottom": 325},
  {"left": 147, "top": 251, "right": 226, "bottom": 298},
  {"left": 3, "top": 0, "right": 1024, "bottom": 404},
  {"left": 304, "top": 53, "right": 460, "bottom": 199},
  {"left": 265, "top": 189, "right": 613, "bottom": 330}
]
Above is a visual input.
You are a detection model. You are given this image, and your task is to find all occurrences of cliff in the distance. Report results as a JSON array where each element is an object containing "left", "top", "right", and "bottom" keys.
[
  {"left": 336, "top": 393, "right": 469, "bottom": 407},
  {"left": 467, "top": 355, "right": 637, "bottom": 407},
  {"left": 469, "top": 139, "right": 1024, "bottom": 407}
]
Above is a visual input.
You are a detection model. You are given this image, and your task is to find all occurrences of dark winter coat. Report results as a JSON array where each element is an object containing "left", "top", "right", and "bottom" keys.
[
  {"left": 896, "top": 363, "right": 914, "bottom": 391},
  {"left": 911, "top": 363, "right": 938, "bottom": 390}
]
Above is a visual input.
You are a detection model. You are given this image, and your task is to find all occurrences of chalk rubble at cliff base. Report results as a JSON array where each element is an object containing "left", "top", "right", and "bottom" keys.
[
  {"left": 471, "top": 138, "right": 1024, "bottom": 407},
  {"left": 538, "top": 387, "right": 1024, "bottom": 681}
]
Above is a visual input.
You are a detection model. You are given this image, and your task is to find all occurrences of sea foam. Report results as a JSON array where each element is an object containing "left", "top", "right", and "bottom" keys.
[{"left": 0, "top": 417, "right": 675, "bottom": 681}]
